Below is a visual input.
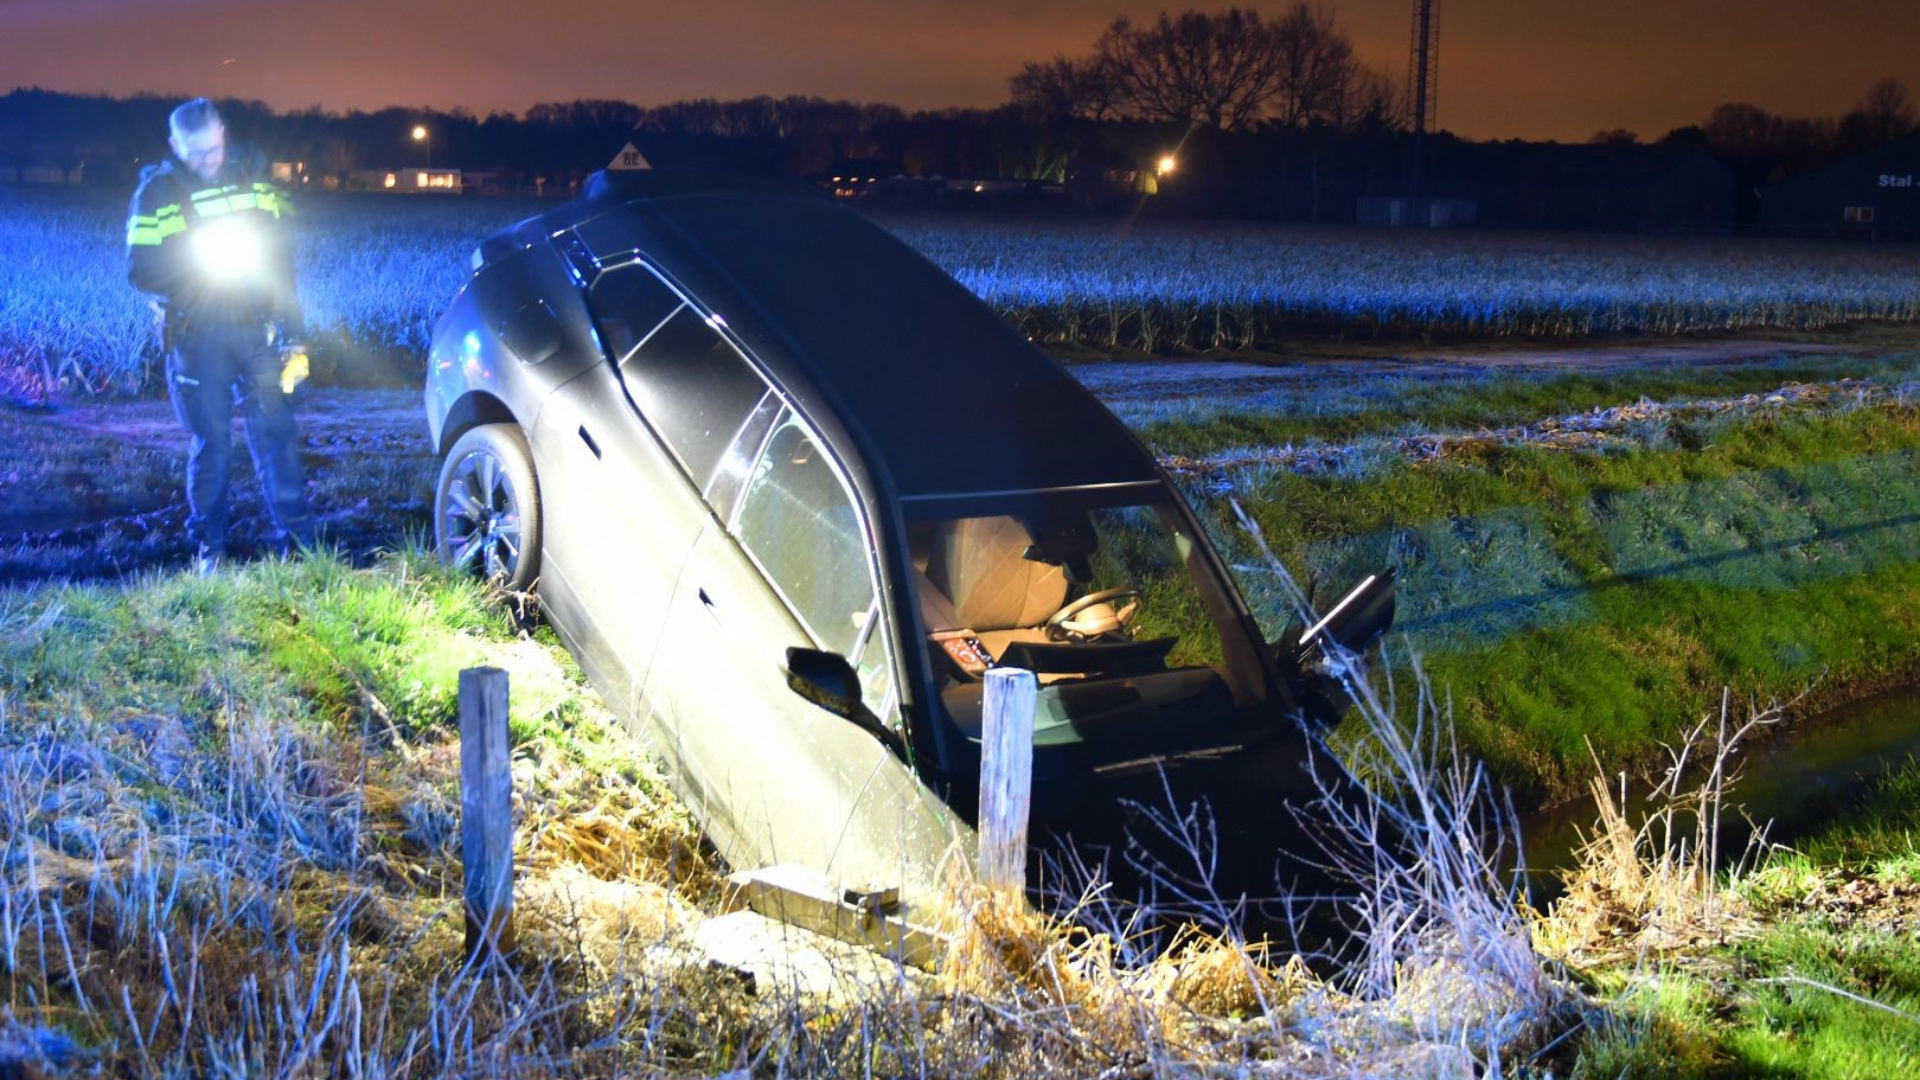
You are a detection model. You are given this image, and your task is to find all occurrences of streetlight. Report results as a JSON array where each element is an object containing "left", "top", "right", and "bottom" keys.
[
  {"left": 1156, "top": 154, "right": 1177, "bottom": 177},
  {"left": 412, "top": 124, "right": 431, "bottom": 169}
]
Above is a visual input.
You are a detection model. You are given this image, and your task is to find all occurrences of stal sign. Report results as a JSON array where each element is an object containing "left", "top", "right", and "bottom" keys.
[{"left": 1880, "top": 174, "right": 1915, "bottom": 188}]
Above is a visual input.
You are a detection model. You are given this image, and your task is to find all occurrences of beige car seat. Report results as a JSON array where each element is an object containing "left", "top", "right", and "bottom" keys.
[{"left": 918, "top": 516, "right": 1067, "bottom": 659}]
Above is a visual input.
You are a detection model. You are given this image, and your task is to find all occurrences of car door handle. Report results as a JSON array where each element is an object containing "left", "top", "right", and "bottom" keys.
[{"left": 577, "top": 425, "right": 602, "bottom": 459}]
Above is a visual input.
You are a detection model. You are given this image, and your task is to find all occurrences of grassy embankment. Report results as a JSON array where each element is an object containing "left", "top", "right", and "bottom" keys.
[
  {"left": 1124, "top": 341, "right": 1920, "bottom": 1074},
  {"left": 0, "top": 551, "right": 739, "bottom": 1074},
  {"left": 0, "top": 550, "right": 1577, "bottom": 1076},
  {"left": 7, "top": 346, "right": 1918, "bottom": 796},
  {"left": 1147, "top": 348, "right": 1920, "bottom": 798}
]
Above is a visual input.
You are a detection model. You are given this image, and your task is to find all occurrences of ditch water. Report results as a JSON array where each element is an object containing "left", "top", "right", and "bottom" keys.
[{"left": 1517, "top": 684, "right": 1920, "bottom": 900}]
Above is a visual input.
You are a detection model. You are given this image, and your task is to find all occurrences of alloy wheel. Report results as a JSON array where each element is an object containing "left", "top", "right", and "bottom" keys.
[{"left": 442, "top": 449, "right": 523, "bottom": 583}]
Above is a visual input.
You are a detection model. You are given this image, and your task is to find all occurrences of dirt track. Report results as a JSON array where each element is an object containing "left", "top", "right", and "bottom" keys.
[
  {"left": 0, "top": 389, "right": 434, "bottom": 582},
  {"left": 45, "top": 387, "right": 426, "bottom": 452},
  {"left": 2, "top": 333, "right": 1911, "bottom": 584},
  {"left": 1069, "top": 335, "right": 1869, "bottom": 400}
]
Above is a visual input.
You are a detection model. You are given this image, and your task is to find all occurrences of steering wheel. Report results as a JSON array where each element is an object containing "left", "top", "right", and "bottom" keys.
[{"left": 1044, "top": 586, "right": 1141, "bottom": 642}]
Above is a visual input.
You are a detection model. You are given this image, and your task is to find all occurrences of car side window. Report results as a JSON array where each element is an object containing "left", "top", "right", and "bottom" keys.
[
  {"left": 619, "top": 305, "right": 770, "bottom": 486},
  {"left": 734, "top": 414, "right": 877, "bottom": 662},
  {"left": 706, "top": 389, "right": 782, "bottom": 522},
  {"left": 587, "top": 262, "right": 682, "bottom": 364}
]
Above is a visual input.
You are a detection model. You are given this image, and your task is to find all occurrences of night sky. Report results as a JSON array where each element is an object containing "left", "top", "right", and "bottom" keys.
[{"left": 6, "top": 0, "right": 1918, "bottom": 142}]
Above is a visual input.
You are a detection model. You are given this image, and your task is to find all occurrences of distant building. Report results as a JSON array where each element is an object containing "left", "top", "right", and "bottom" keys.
[
  {"left": 0, "top": 160, "right": 82, "bottom": 185},
  {"left": 1357, "top": 196, "right": 1478, "bottom": 228},
  {"left": 1760, "top": 131, "right": 1920, "bottom": 239},
  {"left": 346, "top": 167, "right": 463, "bottom": 194}
]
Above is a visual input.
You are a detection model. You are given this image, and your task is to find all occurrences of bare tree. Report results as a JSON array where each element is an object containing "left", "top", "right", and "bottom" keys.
[
  {"left": 1856, "top": 77, "right": 1916, "bottom": 143},
  {"left": 1271, "top": 4, "right": 1354, "bottom": 127},
  {"left": 1701, "top": 100, "right": 1837, "bottom": 165},
  {"left": 1700, "top": 102, "right": 1779, "bottom": 156},
  {"left": 1328, "top": 64, "right": 1401, "bottom": 132},
  {"left": 1096, "top": 9, "right": 1284, "bottom": 131},
  {"left": 1009, "top": 55, "right": 1124, "bottom": 123}
]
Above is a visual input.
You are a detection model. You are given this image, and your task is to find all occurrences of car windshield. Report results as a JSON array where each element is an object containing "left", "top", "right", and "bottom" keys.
[{"left": 905, "top": 491, "right": 1269, "bottom": 748}]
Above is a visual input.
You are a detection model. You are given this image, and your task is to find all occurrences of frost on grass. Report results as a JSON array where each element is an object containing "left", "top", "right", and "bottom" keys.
[
  {"left": 1597, "top": 449, "right": 1920, "bottom": 590},
  {"left": 0, "top": 558, "right": 736, "bottom": 1078},
  {"left": 0, "top": 542, "right": 1589, "bottom": 1076},
  {"left": 10, "top": 183, "right": 1920, "bottom": 395}
]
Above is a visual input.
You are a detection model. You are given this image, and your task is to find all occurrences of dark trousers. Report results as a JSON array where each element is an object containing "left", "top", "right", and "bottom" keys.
[{"left": 165, "top": 320, "right": 313, "bottom": 553}]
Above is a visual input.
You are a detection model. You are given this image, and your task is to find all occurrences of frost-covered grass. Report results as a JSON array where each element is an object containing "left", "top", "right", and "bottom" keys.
[
  {"left": 8, "top": 185, "right": 1920, "bottom": 397},
  {"left": 0, "top": 545, "right": 1570, "bottom": 1077},
  {"left": 882, "top": 211, "right": 1920, "bottom": 347}
]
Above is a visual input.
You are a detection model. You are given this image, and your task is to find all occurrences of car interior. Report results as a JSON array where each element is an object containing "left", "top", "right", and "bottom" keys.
[{"left": 909, "top": 510, "right": 1237, "bottom": 748}]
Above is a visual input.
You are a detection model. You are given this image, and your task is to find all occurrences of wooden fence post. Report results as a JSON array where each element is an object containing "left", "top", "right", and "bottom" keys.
[
  {"left": 460, "top": 666, "right": 515, "bottom": 958},
  {"left": 978, "top": 667, "right": 1036, "bottom": 896}
]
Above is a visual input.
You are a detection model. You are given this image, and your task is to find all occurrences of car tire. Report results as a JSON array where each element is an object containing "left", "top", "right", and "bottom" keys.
[{"left": 435, "top": 423, "right": 542, "bottom": 593}]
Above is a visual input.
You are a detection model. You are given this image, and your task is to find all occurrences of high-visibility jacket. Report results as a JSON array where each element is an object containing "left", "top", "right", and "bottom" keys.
[{"left": 126, "top": 145, "right": 304, "bottom": 337}]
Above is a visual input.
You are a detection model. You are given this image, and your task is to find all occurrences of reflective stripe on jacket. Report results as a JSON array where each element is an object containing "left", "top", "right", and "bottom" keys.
[
  {"left": 126, "top": 180, "right": 288, "bottom": 247},
  {"left": 126, "top": 148, "right": 303, "bottom": 335}
]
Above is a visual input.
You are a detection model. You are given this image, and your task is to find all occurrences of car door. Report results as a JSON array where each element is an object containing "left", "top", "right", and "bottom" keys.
[
  {"left": 532, "top": 262, "right": 766, "bottom": 728},
  {"left": 650, "top": 409, "right": 960, "bottom": 902}
]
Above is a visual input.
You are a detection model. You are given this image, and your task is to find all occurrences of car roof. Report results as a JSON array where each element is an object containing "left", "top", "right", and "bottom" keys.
[{"left": 517, "top": 170, "right": 1164, "bottom": 504}]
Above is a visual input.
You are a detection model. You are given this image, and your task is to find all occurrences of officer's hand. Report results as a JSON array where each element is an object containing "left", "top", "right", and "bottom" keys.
[{"left": 279, "top": 346, "right": 310, "bottom": 396}]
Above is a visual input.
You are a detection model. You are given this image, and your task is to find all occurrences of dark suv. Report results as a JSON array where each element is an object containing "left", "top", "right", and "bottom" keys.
[{"left": 425, "top": 169, "right": 1392, "bottom": 913}]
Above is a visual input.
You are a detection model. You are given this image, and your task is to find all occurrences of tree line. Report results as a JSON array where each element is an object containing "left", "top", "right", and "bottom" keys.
[
  {"left": 0, "top": 5, "right": 1912, "bottom": 205},
  {"left": 1686, "top": 79, "right": 1916, "bottom": 166},
  {"left": 0, "top": 6, "right": 1401, "bottom": 189}
]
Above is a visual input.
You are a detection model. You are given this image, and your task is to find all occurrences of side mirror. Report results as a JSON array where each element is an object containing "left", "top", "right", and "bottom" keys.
[
  {"left": 1273, "top": 568, "right": 1397, "bottom": 729},
  {"left": 497, "top": 299, "right": 563, "bottom": 366},
  {"left": 783, "top": 647, "right": 908, "bottom": 759},
  {"left": 785, "top": 647, "right": 864, "bottom": 716},
  {"left": 1300, "top": 567, "right": 1396, "bottom": 656}
]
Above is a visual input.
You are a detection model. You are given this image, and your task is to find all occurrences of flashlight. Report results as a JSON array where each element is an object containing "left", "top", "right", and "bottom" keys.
[
  {"left": 191, "top": 217, "right": 263, "bottom": 279},
  {"left": 279, "top": 347, "right": 309, "bottom": 395}
]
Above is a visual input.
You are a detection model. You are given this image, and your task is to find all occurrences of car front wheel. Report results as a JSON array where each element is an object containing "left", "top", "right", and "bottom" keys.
[{"left": 435, "top": 423, "right": 542, "bottom": 593}]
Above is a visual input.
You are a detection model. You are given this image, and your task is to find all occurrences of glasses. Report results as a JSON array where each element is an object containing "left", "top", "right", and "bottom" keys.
[{"left": 177, "top": 128, "right": 225, "bottom": 167}]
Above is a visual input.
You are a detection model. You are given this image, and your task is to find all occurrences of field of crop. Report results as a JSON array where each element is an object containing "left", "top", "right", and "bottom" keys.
[
  {"left": 889, "top": 211, "right": 1920, "bottom": 346},
  {"left": 6, "top": 185, "right": 1920, "bottom": 398},
  {"left": 0, "top": 186, "right": 529, "bottom": 397}
]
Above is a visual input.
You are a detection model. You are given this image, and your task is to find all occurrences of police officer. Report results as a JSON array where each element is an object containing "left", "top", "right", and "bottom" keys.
[{"left": 127, "top": 98, "right": 314, "bottom": 571}]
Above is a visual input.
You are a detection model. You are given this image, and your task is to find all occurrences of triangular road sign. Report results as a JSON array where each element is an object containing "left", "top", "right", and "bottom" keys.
[{"left": 609, "top": 142, "right": 652, "bottom": 171}]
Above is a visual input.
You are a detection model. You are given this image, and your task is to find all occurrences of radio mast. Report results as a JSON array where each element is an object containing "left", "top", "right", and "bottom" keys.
[{"left": 1407, "top": 0, "right": 1440, "bottom": 196}]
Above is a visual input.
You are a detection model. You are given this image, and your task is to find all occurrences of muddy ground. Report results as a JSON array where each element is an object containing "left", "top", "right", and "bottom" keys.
[
  {"left": 1068, "top": 331, "right": 1876, "bottom": 402},
  {"left": 0, "top": 389, "right": 433, "bottom": 583}
]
